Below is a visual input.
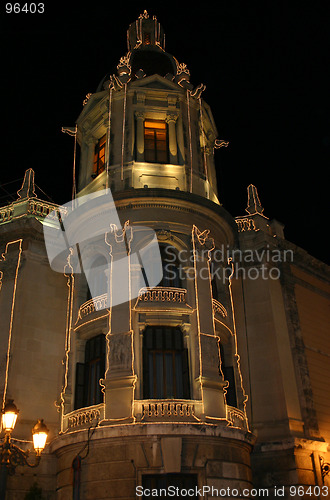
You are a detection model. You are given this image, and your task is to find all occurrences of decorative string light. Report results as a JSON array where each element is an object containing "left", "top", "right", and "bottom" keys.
[
  {"left": 186, "top": 90, "right": 193, "bottom": 193},
  {"left": 227, "top": 258, "right": 249, "bottom": 427},
  {"left": 60, "top": 249, "right": 75, "bottom": 431},
  {"left": 0, "top": 239, "right": 22, "bottom": 416},
  {"left": 106, "top": 84, "right": 113, "bottom": 192},
  {"left": 121, "top": 84, "right": 127, "bottom": 182},
  {"left": 198, "top": 97, "right": 209, "bottom": 198}
]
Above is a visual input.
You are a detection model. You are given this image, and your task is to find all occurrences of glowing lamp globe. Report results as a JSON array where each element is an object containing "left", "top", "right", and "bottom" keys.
[
  {"left": 32, "top": 419, "right": 49, "bottom": 455},
  {"left": 2, "top": 399, "right": 19, "bottom": 432}
]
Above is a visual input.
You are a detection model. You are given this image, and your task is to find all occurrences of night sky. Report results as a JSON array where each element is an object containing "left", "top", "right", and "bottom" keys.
[{"left": 1, "top": 2, "right": 329, "bottom": 264}]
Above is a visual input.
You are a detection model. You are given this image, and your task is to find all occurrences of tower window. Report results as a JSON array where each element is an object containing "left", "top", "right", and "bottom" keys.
[
  {"left": 144, "top": 32, "right": 151, "bottom": 45},
  {"left": 143, "top": 326, "right": 190, "bottom": 399},
  {"left": 93, "top": 134, "right": 106, "bottom": 176},
  {"left": 74, "top": 334, "right": 106, "bottom": 409},
  {"left": 144, "top": 120, "right": 168, "bottom": 163}
]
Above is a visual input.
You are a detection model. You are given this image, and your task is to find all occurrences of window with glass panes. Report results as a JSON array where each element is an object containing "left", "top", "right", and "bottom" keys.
[
  {"left": 143, "top": 326, "right": 190, "bottom": 399},
  {"left": 159, "top": 244, "right": 182, "bottom": 288},
  {"left": 93, "top": 135, "right": 106, "bottom": 176},
  {"left": 144, "top": 120, "right": 168, "bottom": 163},
  {"left": 74, "top": 334, "right": 106, "bottom": 409}
]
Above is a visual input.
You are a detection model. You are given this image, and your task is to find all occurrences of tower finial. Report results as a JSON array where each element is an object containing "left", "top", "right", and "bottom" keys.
[
  {"left": 17, "top": 168, "right": 37, "bottom": 199},
  {"left": 245, "top": 184, "right": 264, "bottom": 215}
]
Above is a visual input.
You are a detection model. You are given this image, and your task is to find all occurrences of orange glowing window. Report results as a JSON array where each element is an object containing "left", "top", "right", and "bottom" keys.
[
  {"left": 93, "top": 135, "right": 106, "bottom": 176},
  {"left": 144, "top": 120, "right": 168, "bottom": 163},
  {"left": 144, "top": 32, "right": 151, "bottom": 45}
]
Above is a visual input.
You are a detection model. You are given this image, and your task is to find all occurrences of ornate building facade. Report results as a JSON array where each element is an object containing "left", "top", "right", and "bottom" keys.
[{"left": 0, "top": 11, "right": 329, "bottom": 500}]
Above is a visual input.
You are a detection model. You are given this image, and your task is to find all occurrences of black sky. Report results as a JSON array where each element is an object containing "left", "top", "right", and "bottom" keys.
[{"left": 1, "top": 2, "right": 329, "bottom": 263}]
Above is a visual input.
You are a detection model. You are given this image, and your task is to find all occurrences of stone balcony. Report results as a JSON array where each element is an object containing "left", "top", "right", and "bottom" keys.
[
  {"left": 134, "top": 399, "right": 202, "bottom": 422},
  {"left": 226, "top": 405, "right": 249, "bottom": 431},
  {"left": 212, "top": 298, "right": 228, "bottom": 320},
  {"left": 62, "top": 401, "right": 248, "bottom": 431},
  {"left": 62, "top": 403, "right": 105, "bottom": 432},
  {"left": 77, "top": 293, "right": 108, "bottom": 322},
  {"left": 135, "top": 286, "right": 192, "bottom": 313}
]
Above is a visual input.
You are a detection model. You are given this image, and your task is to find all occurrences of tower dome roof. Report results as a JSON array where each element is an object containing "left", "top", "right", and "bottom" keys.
[
  {"left": 96, "top": 11, "right": 193, "bottom": 92},
  {"left": 129, "top": 47, "right": 177, "bottom": 78}
]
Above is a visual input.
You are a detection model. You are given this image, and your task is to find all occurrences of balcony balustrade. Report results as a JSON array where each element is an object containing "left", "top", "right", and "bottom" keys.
[
  {"left": 136, "top": 286, "right": 188, "bottom": 307},
  {"left": 63, "top": 403, "right": 105, "bottom": 431},
  {"left": 77, "top": 293, "right": 108, "bottom": 321}
]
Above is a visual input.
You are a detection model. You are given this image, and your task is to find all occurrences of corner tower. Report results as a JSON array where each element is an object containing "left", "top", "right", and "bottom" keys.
[
  {"left": 76, "top": 10, "right": 224, "bottom": 203},
  {"left": 51, "top": 12, "right": 255, "bottom": 498}
]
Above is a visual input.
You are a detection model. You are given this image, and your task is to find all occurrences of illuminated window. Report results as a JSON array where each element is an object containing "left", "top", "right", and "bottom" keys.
[
  {"left": 74, "top": 334, "right": 106, "bottom": 409},
  {"left": 93, "top": 135, "right": 106, "bottom": 176},
  {"left": 143, "top": 326, "right": 190, "bottom": 399},
  {"left": 144, "top": 32, "right": 151, "bottom": 45},
  {"left": 142, "top": 474, "right": 198, "bottom": 499},
  {"left": 144, "top": 120, "right": 168, "bottom": 163}
]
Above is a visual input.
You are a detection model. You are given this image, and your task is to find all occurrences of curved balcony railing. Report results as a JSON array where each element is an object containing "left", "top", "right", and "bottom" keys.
[
  {"left": 62, "top": 401, "right": 248, "bottom": 431},
  {"left": 77, "top": 293, "right": 108, "bottom": 321},
  {"left": 63, "top": 403, "right": 105, "bottom": 431},
  {"left": 212, "top": 299, "right": 228, "bottom": 318},
  {"left": 226, "top": 405, "right": 248, "bottom": 431}
]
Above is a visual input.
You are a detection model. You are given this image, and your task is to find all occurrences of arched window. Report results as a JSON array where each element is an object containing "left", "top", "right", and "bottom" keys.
[
  {"left": 159, "top": 244, "right": 182, "bottom": 288},
  {"left": 143, "top": 326, "right": 190, "bottom": 399},
  {"left": 74, "top": 334, "right": 106, "bottom": 409}
]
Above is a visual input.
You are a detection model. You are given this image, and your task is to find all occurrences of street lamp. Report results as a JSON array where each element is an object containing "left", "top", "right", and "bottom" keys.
[{"left": 0, "top": 400, "right": 49, "bottom": 499}]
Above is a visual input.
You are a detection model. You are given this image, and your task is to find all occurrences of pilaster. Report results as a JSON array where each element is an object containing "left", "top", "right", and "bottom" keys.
[{"left": 103, "top": 222, "right": 135, "bottom": 422}]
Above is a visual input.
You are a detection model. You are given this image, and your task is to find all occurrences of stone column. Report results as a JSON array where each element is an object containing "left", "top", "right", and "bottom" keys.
[
  {"left": 85, "top": 135, "right": 97, "bottom": 178},
  {"left": 135, "top": 111, "right": 145, "bottom": 162},
  {"left": 192, "top": 226, "right": 226, "bottom": 420},
  {"left": 103, "top": 223, "right": 136, "bottom": 422},
  {"left": 166, "top": 113, "right": 178, "bottom": 163}
]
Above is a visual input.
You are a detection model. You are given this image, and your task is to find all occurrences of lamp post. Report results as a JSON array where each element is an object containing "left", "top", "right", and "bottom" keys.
[{"left": 0, "top": 400, "right": 49, "bottom": 500}]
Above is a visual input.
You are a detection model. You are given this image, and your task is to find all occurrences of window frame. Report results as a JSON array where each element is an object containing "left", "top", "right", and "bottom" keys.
[
  {"left": 93, "top": 134, "right": 107, "bottom": 177},
  {"left": 74, "top": 334, "right": 106, "bottom": 409},
  {"left": 143, "top": 120, "right": 169, "bottom": 164},
  {"left": 143, "top": 326, "right": 190, "bottom": 400}
]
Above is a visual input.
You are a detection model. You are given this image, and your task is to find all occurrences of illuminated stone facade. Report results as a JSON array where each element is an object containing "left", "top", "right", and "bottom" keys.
[{"left": 0, "top": 11, "right": 329, "bottom": 500}]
